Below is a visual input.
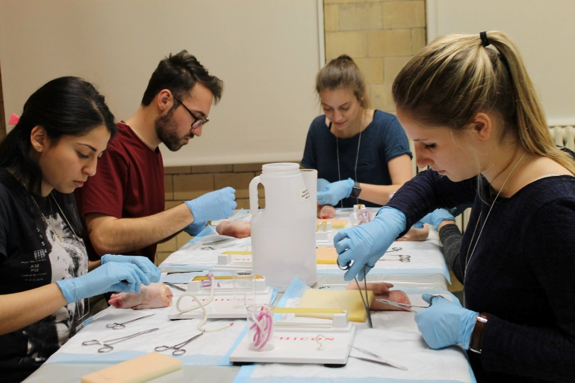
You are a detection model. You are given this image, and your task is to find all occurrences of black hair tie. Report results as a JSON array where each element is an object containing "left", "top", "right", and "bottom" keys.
[{"left": 480, "top": 31, "right": 490, "bottom": 47}]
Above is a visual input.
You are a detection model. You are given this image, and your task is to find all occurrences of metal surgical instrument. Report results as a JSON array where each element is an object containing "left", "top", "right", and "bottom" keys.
[
  {"left": 155, "top": 330, "right": 205, "bottom": 356},
  {"left": 200, "top": 237, "right": 235, "bottom": 250},
  {"left": 163, "top": 281, "right": 187, "bottom": 292},
  {"left": 375, "top": 298, "right": 430, "bottom": 312},
  {"left": 82, "top": 328, "right": 159, "bottom": 353},
  {"left": 106, "top": 313, "right": 155, "bottom": 330},
  {"left": 386, "top": 246, "right": 402, "bottom": 253},
  {"left": 377, "top": 254, "right": 411, "bottom": 263},
  {"left": 337, "top": 259, "right": 373, "bottom": 328},
  {"left": 350, "top": 345, "right": 408, "bottom": 371}
]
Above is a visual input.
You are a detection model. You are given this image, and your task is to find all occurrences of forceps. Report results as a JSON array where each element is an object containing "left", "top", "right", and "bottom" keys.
[
  {"left": 163, "top": 282, "right": 186, "bottom": 292},
  {"left": 350, "top": 345, "right": 408, "bottom": 371},
  {"left": 155, "top": 330, "right": 205, "bottom": 356},
  {"left": 375, "top": 298, "right": 430, "bottom": 312},
  {"left": 106, "top": 313, "right": 155, "bottom": 330},
  {"left": 337, "top": 259, "right": 373, "bottom": 328},
  {"left": 82, "top": 328, "right": 159, "bottom": 353},
  {"left": 200, "top": 237, "right": 234, "bottom": 250}
]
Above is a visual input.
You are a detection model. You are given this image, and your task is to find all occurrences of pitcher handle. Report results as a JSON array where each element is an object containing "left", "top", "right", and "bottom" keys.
[{"left": 249, "top": 176, "right": 261, "bottom": 216}]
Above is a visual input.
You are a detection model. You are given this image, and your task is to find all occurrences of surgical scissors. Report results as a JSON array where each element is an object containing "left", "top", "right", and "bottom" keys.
[
  {"left": 106, "top": 313, "right": 155, "bottom": 330},
  {"left": 155, "top": 330, "right": 205, "bottom": 356},
  {"left": 82, "top": 328, "right": 159, "bottom": 353}
]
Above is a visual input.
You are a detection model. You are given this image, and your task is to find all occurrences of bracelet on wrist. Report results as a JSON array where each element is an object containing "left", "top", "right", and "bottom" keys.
[
  {"left": 469, "top": 312, "right": 490, "bottom": 354},
  {"left": 350, "top": 181, "right": 361, "bottom": 198}
]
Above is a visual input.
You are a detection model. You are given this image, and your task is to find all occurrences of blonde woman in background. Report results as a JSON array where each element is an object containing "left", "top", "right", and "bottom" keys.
[{"left": 301, "top": 54, "right": 428, "bottom": 240}]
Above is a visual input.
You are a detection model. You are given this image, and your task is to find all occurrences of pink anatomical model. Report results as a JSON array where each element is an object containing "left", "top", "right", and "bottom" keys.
[
  {"left": 216, "top": 220, "right": 251, "bottom": 238},
  {"left": 346, "top": 281, "right": 412, "bottom": 311},
  {"left": 318, "top": 205, "right": 336, "bottom": 219},
  {"left": 108, "top": 283, "right": 173, "bottom": 309}
]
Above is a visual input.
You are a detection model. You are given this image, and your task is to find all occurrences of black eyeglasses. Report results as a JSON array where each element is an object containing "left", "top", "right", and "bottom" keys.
[{"left": 172, "top": 94, "right": 209, "bottom": 129}]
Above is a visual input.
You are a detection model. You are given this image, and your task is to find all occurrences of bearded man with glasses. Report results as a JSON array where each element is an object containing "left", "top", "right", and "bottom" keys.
[{"left": 75, "top": 50, "right": 237, "bottom": 267}]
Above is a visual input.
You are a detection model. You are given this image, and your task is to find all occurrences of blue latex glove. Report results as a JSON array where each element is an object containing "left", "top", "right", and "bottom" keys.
[
  {"left": 317, "top": 178, "right": 330, "bottom": 192},
  {"left": 183, "top": 219, "right": 208, "bottom": 236},
  {"left": 415, "top": 294, "right": 478, "bottom": 349},
  {"left": 101, "top": 254, "right": 161, "bottom": 283},
  {"left": 185, "top": 187, "right": 237, "bottom": 222},
  {"left": 412, "top": 220, "right": 425, "bottom": 229},
  {"left": 334, "top": 207, "right": 405, "bottom": 281},
  {"left": 317, "top": 178, "right": 354, "bottom": 206},
  {"left": 55, "top": 263, "right": 151, "bottom": 304},
  {"left": 419, "top": 208, "right": 455, "bottom": 231}
]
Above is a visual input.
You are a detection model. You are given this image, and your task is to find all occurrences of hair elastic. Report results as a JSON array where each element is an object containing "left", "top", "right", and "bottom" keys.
[
  {"left": 8, "top": 113, "right": 20, "bottom": 125},
  {"left": 480, "top": 31, "right": 490, "bottom": 47}
]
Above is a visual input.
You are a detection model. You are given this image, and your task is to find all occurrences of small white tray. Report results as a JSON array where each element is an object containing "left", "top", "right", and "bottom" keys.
[
  {"left": 229, "top": 316, "right": 355, "bottom": 365},
  {"left": 168, "top": 276, "right": 273, "bottom": 320}
]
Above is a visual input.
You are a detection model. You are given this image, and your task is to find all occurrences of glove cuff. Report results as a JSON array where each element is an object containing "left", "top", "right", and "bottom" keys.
[
  {"left": 375, "top": 206, "right": 407, "bottom": 235},
  {"left": 184, "top": 220, "right": 208, "bottom": 236},
  {"left": 55, "top": 279, "right": 76, "bottom": 304},
  {"left": 345, "top": 178, "right": 354, "bottom": 198},
  {"left": 185, "top": 200, "right": 203, "bottom": 223},
  {"left": 432, "top": 211, "right": 455, "bottom": 232},
  {"left": 460, "top": 309, "right": 480, "bottom": 350},
  {"left": 413, "top": 221, "right": 424, "bottom": 229}
]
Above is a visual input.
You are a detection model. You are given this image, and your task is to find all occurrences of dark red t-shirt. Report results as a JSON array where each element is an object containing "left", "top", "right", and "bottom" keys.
[{"left": 75, "top": 122, "right": 164, "bottom": 262}]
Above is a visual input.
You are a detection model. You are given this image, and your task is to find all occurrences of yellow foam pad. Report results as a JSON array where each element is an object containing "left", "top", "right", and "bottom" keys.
[
  {"left": 221, "top": 250, "right": 252, "bottom": 255},
  {"left": 316, "top": 218, "right": 347, "bottom": 229},
  {"left": 316, "top": 247, "right": 338, "bottom": 264},
  {"left": 81, "top": 352, "right": 182, "bottom": 383},
  {"left": 297, "top": 289, "right": 373, "bottom": 322}
]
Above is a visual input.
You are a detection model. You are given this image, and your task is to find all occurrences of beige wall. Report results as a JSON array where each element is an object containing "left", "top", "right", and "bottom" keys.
[
  {"left": 324, "top": 0, "right": 425, "bottom": 113},
  {"left": 158, "top": 163, "right": 268, "bottom": 264},
  {"left": 157, "top": 0, "right": 427, "bottom": 264},
  {"left": 0, "top": 0, "right": 321, "bottom": 167},
  {"left": 427, "top": 0, "right": 575, "bottom": 126}
]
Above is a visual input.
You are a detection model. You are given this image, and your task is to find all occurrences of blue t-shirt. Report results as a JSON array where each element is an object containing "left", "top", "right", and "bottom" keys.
[{"left": 301, "top": 110, "right": 412, "bottom": 207}]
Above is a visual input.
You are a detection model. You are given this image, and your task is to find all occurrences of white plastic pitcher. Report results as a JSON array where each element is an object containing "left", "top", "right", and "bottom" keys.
[{"left": 249, "top": 163, "right": 317, "bottom": 292}]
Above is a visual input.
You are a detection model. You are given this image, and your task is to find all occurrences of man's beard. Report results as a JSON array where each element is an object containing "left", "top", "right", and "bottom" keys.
[{"left": 155, "top": 110, "right": 192, "bottom": 152}]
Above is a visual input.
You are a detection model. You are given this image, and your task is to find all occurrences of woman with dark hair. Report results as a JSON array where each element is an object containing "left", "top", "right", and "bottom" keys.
[{"left": 0, "top": 76, "right": 160, "bottom": 382}]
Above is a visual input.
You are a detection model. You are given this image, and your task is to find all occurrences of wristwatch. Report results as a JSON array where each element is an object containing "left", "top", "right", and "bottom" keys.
[
  {"left": 469, "top": 313, "right": 490, "bottom": 354},
  {"left": 350, "top": 181, "right": 361, "bottom": 198}
]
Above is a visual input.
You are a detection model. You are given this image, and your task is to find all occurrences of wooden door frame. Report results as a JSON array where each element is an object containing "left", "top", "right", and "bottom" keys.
[{"left": 0, "top": 62, "right": 5, "bottom": 139}]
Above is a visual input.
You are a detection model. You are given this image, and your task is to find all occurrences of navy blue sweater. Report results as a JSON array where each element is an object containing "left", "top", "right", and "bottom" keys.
[{"left": 388, "top": 170, "right": 575, "bottom": 382}]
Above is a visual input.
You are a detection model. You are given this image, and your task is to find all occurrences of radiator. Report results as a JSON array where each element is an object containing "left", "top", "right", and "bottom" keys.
[{"left": 550, "top": 125, "right": 575, "bottom": 150}]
